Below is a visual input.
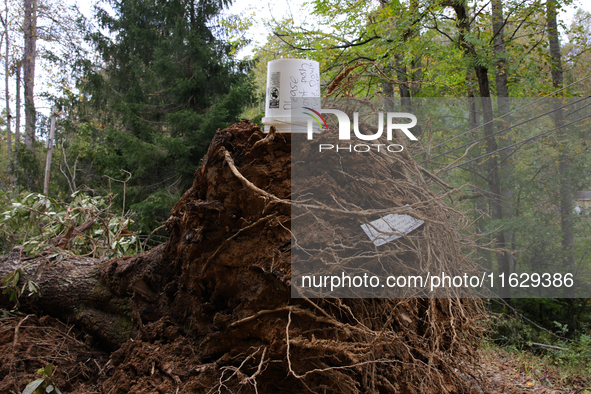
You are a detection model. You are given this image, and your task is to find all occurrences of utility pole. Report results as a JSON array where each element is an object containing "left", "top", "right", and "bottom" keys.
[{"left": 43, "top": 105, "right": 57, "bottom": 195}]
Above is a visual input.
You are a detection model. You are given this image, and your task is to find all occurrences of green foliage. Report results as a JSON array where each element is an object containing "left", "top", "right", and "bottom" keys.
[
  {"left": 490, "top": 314, "right": 591, "bottom": 371},
  {"left": 50, "top": 0, "right": 257, "bottom": 232},
  {"left": 0, "top": 264, "right": 39, "bottom": 308},
  {"left": 0, "top": 191, "right": 140, "bottom": 258},
  {"left": 129, "top": 188, "right": 179, "bottom": 235},
  {"left": 22, "top": 364, "right": 62, "bottom": 394},
  {"left": 256, "top": 0, "right": 468, "bottom": 97},
  {"left": 13, "top": 145, "right": 43, "bottom": 193}
]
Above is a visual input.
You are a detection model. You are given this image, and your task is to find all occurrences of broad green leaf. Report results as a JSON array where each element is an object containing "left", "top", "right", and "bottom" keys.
[
  {"left": 22, "top": 378, "right": 45, "bottom": 394},
  {"left": 44, "top": 364, "right": 53, "bottom": 377}
]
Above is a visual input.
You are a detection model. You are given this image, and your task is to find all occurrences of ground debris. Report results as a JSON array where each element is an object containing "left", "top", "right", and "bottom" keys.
[{"left": 0, "top": 311, "right": 109, "bottom": 394}]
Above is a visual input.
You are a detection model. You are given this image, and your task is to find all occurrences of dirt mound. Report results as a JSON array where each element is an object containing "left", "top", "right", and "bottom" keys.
[{"left": 95, "top": 120, "right": 485, "bottom": 393}]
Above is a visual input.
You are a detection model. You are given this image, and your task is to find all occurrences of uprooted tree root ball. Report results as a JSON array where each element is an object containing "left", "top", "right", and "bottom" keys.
[
  {"left": 104, "top": 120, "right": 486, "bottom": 393},
  {"left": 1, "top": 120, "right": 487, "bottom": 393}
]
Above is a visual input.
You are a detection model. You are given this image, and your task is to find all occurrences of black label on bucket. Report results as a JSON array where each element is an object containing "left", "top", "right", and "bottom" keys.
[{"left": 269, "top": 72, "right": 280, "bottom": 109}]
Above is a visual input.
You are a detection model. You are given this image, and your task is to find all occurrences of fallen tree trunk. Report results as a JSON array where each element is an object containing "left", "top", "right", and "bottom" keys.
[{"left": 0, "top": 245, "right": 167, "bottom": 350}]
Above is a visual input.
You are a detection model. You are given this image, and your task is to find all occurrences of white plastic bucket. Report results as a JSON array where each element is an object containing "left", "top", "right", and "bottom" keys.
[{"left": 262, "top": 59, "right": 321, "bottom": 133}]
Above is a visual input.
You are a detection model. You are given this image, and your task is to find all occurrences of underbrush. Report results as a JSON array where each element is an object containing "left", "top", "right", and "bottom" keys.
[
  {"left": 0, "top": 191, "right": 141, "bottom": 258},
  {"left": 485, "top": 315, "right": 591, "bottom": 390}
]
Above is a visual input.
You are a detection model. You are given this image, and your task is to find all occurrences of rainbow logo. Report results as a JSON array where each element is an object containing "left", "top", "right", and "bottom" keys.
[{"left": 303, "top": 107, "right": 328, "bottom": 131}]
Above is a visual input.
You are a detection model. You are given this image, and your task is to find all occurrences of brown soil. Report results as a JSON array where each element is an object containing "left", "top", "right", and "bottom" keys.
[
  {"left": 2, "top": 313, "right": 586, "bottom": 393},
  {"left": 2, "top": 120, "right": 497, "bottom": 393}
]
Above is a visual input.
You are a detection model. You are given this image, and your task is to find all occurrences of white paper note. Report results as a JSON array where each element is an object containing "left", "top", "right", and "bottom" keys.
[{"left": 360, "top": 211, "right": 424, "bottom": 246}]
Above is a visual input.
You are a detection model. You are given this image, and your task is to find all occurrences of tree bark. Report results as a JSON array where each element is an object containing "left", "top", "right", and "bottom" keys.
[
  {"left": 492, "top": 0, "right": 509, "bottom": 99},
  {"left": 23, "top": 0, "right": 37, "bottom": 148},
  {"left": 546, "top": 0, "right": 574, "bottom": 269},
  {"left": 395, "top": 53, "right": 411, "bottom": 108},
  {"left": 382, "top": 77, "right": 395, "bottom": 112},
  {"left": 0, "top": 245, "right": 167, "bottom": 349}
]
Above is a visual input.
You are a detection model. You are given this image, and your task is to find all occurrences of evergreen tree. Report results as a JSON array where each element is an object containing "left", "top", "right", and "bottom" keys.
[{"left": 80, "top": 0, "right": 253, "bottom": 231}]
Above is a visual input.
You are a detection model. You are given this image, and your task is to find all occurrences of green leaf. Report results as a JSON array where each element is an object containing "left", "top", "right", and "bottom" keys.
[
  {"left": 44, "top": 364, "right": 53, "bottom": 377},
  {"left": 22, "top": 378, "right": 45, "bottom": 394}
]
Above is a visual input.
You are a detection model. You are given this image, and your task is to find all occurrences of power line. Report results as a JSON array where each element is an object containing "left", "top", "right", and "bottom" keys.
[
  {"left": 439, "top": 113, "right": 591, "bottom": 173},
  {"left": 412, "top": 73, "right": 591, "bottom": 158},
  {"left": 419, "top": 96, "right": 591, "bottom": 164}
]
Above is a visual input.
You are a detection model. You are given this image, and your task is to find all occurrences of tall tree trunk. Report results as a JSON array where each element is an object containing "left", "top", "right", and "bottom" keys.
[
  {"left": 379, "top": 0, "right": 393, "bottom": 110},
  {"left": 451, "top": 1, "right": 510, "bottom": 298},
  {"left": 492, "top": 0, "right": 516, "bottom": 273},
  {"left": 382, "top": 78, "right": 394, "bottom": 112},
  {"left": 398, "top": 0, "right": 420, "bottom": 109},
  {"left": 23, "top": 0, "right": 37, "bottom": 148},
  {"left": 389, "top": 0, "right": 421, "bottom": 125},
  {"left": 380, "top": 0, "right": 420, "bottom": 108},
  {"left": 492, "top": 0, "right": 509, "bottom": 99},
  {"left": 395, "top": 54, "right": 411, "bottom": 108},
  {"left": 546, "top": 0, "right": 574, "bottom": 268}
]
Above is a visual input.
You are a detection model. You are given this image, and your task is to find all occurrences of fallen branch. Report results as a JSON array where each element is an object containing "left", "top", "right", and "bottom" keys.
[
  {"left": 12, "top": 314, "right": 31, "bottom": 350},
  {"left": 48, "top": 219, "right": 95, "bottom": 248},
  {"left": 142, "top": 224, "right": 166, "bottom": 249},
  {"left": 530, "top": 342, "right": 567, "bottom": 351}
]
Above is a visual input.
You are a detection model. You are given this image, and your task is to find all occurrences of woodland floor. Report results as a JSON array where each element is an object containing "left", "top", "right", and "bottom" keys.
[
  {"left": 1, "top": 311, "right": 589, "bottom": 394},
  {"left": 477, "top": 345, "right": 590, "bottom": 393}
]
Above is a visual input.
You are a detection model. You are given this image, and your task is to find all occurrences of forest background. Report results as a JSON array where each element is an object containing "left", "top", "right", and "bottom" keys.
[{"left": 1, "top": 0, "right": 591, "bottom": 382}]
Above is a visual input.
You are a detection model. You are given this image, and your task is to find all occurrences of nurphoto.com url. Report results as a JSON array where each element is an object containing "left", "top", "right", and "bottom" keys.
[{"left": 298, "top": 271, "right": 575, "bottom": 293}]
